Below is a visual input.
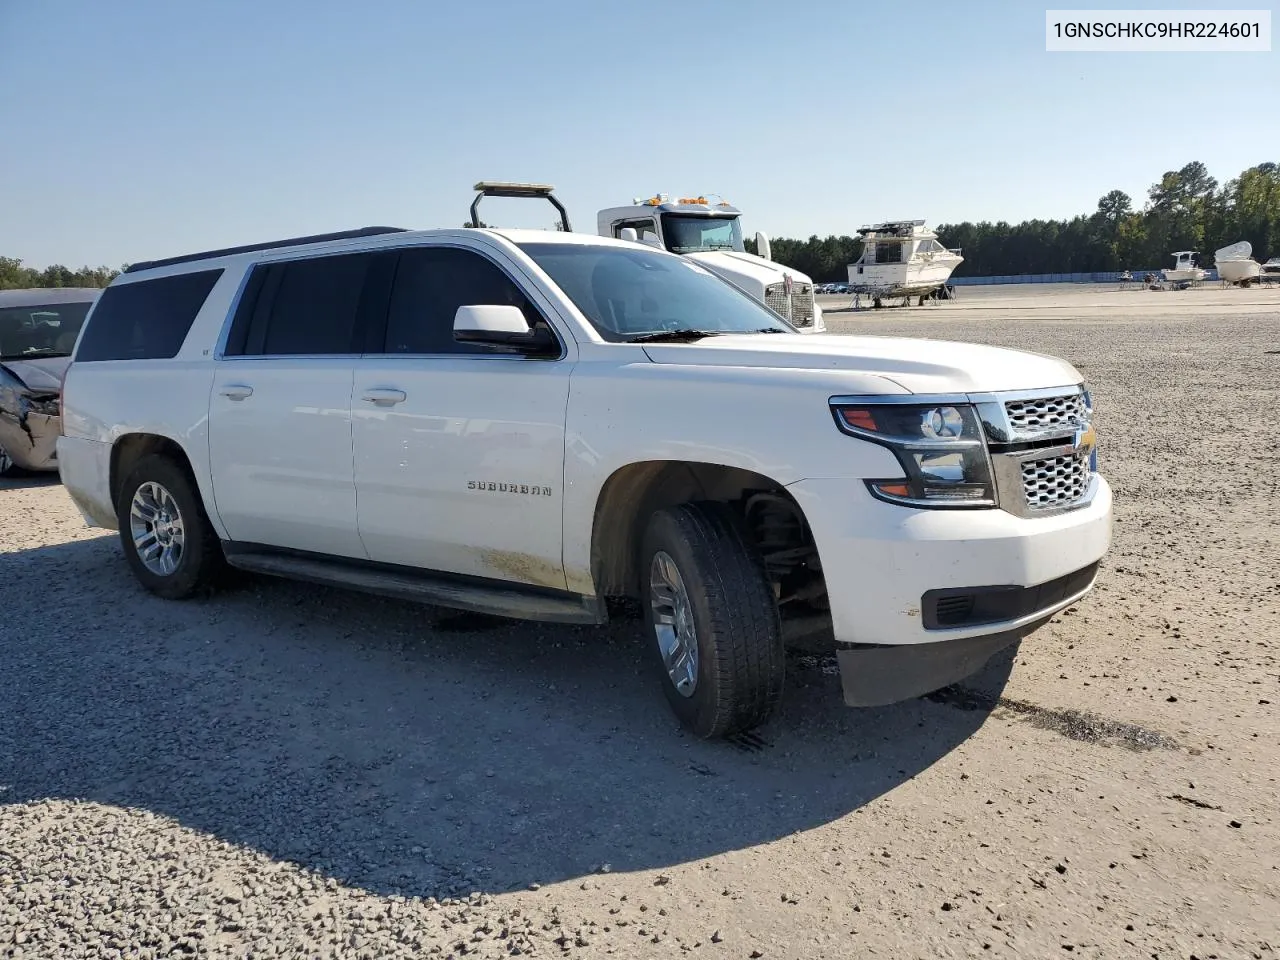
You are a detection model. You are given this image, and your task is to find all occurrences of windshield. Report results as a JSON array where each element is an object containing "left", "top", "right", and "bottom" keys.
[
  {"left": 0, "top": 301, "right": 94, "bottom": 359},
  {"left": 517, "top": 243, "right": 792, "bottom": 342},
  {"left": 659, "top": 214, "right": 744, "bottom": 254}
]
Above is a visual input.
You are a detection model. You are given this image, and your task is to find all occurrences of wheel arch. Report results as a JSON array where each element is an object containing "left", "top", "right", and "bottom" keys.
[
  {"left": 588, "top": 459, "right": 825, "bottom": 605},
  {"left": 110, "top": 433, "right": 201, "bottom": 513}
]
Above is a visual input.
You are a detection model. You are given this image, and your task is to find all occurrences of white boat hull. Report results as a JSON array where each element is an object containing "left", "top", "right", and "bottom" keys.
[
  {"left": 1217, "top": 259, "right": 1262, "bottom": 283},
  {"left": 1162, "top": 267, "right": 1207, "bottom": 282},
  {"left": 848, "top": 254, "right": 963, "bottom": 298}
]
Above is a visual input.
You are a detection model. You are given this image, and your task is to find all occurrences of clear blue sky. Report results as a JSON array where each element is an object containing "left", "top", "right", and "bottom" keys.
[{"left": 2, "top": 0, "right": 1276, "bottom": 268}]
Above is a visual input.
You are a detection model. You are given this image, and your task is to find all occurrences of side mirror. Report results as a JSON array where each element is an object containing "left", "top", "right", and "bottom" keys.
[
  {"left": 453, "top": 304, "right": 555, "bottom": 354},
  {"left": 755, "top": 231, "right": 772, "bottom": 261},
  {"left": 618, "top": 227, "right": 639, "bottom": 243}
]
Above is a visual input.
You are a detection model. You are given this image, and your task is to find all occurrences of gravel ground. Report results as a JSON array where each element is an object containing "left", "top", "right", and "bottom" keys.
[{"left": 2, "top": 284, "right": 1278, "bottom": 959}]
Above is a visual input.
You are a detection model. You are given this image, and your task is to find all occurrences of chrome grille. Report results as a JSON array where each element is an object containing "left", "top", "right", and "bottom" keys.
[
  {"left": 791, "top": 284, "right": 815, "bottom": 327},
  {"left": 764, "top": 282, "right": 815, "bottom": 328},
  {"left": 1005, "top": 394, "right": 1085, "bottom": 431},
  {"left": 764, "top": 284, "right": 789, "bottom": 318},
  {"left": 1021, "top": 451, "right": 1090, "bottom": 511}
]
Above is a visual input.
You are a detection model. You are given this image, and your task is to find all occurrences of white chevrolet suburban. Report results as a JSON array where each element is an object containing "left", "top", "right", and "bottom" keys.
[{"left": 58, "top": 224, "right": 1112, "bottom": 738}]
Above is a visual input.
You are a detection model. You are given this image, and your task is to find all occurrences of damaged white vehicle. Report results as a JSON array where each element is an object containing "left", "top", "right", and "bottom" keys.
[
  {"left": 0, "top": 288, "right": 99, "bottom": 475},
  {"left": 58, "top": 222, "right": 1112, "bottom": 738}
]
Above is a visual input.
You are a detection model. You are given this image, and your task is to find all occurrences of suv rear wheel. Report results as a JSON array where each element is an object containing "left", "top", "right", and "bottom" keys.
[
  {"left": 640, "top": 502, "right": 785, "bottom": 738},
  {"left": 116, "top": 454, "right": 224, "bottom": 599}
]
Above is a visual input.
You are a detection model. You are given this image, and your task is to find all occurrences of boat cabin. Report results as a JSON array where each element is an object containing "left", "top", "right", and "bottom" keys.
[{"left": 852, "top": 220, "right": 956, "bottom": 269}]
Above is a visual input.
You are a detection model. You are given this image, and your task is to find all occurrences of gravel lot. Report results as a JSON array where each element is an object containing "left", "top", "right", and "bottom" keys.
[{"left": 3, "top": 282, "right": 1278, "bottom": 959}]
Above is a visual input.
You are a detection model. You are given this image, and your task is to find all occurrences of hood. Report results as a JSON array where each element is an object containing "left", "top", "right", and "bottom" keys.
[
  {"left": 640, "top": 334, "right": 1083, "bottom": 395},
  {"left": 684, "top": 251, "right": 812, "bottom": 291},
  {"left": 0, "top": 356, "right": 70, "bottom": 394}
]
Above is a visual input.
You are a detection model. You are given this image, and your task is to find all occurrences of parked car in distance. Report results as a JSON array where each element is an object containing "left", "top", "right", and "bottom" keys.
[
  {"left": 58, "top": 224, "right": 1111, "bottom": 738},
  {"left": 0, "top": 287, "right": 101, "bottom": 475}
]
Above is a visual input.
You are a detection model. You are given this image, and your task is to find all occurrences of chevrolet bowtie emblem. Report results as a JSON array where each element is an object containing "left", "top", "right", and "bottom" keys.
[{"left": 1074, "top": 424, "right": 1097, "bottom": 451}]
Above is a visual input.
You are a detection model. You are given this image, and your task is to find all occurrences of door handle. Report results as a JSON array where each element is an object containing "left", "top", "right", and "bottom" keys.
[
  {"left": 220, "top": 384, "right": 253, "bottom": 401},
  {"left": 361, "top": 388, "right": 407, "bottom": 406}
]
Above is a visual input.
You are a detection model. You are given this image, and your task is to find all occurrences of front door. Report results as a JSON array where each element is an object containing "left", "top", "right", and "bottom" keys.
[
  {"left": 351, "top": 244, "right": 573, "bottom": 590},
  {"left": 208, "top": 251, "right": 377, "bottom": 559}
]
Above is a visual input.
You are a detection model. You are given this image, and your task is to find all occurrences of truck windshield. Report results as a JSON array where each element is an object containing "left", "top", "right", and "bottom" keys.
[
  {"left": 517, "top": 243, "right": 792, "bottom": 342},
  {"left": 0, "top": 301, "right": 94, "bottom": 359},
  {"left": 659, "top": 215, "right": 744, "bottom": 254}
]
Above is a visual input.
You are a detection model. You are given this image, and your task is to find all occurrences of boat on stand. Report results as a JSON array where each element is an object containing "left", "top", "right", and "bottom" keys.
[
  {"left": 847, "top": 220, "right": 963, "bottom": 306},
  {"left": 1214, "top": 241, "right": 1262, "bottom": 286},
  {"left": 1162, "top": 250, "right": 1207, "bottom": 284}
]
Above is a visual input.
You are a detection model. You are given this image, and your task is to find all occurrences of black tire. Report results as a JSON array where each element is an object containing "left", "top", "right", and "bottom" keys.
[
  {"left": 639, "top": 502, "right": 785, "bottom": 739},
  {"left": 116, "top": 454, "right": 224, "bottom": 600}
]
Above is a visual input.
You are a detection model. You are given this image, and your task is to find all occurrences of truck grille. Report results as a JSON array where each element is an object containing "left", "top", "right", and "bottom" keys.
[
  {"left": 1005, "top": 394, "right": 1086, "bottom": 431},
  {"left": 765, "top": 282, "right": 815, "bottom": 328},
  {"left": 1021, "top": 450, "right": 1091, "bottom": 511},
  {"left": 791, "top": 285, "right": 814, "bottom": 327}
]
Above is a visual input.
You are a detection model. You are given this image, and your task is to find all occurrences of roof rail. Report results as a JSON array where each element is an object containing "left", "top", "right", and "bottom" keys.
[{"left": 123, "top": 226, "right": 411, "bottom": 274}]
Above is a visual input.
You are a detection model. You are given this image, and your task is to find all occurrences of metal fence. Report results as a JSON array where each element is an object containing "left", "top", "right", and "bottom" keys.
[{"left": 949, "top": 269, "right": 1218, "bottom": 286}]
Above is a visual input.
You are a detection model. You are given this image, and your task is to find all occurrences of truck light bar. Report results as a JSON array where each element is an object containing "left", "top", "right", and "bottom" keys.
[
  {"left": 468, "top": 181, "right": 571, "bottom": 232},
  {"left": 636, "top": 193, "right": 734, "bottom": 209},
  {"left": 473, "top": 181, "right": 557, "bottom": 197}
]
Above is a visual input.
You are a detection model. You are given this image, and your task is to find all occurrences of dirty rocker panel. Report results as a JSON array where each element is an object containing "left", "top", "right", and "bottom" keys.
[{"left": 220, "top": 542, "right": 606, "bottom": 625}]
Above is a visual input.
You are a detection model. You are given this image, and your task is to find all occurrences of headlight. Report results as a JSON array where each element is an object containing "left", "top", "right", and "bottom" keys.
[{"left": 831, "top": 399, "right": 996, "bottom": 508}]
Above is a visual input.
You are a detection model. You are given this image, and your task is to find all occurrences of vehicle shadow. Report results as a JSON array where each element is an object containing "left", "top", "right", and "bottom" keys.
[
  {"left": 0, "top": 471, "right": 61, "bottom": 491},
  {"left": 0, "top": 536, "right": 1013, "bottom": 898}
]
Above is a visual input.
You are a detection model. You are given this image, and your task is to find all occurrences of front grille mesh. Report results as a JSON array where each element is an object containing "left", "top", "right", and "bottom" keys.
[
  {"left": 764, "top": 283, "right": 815, "bottom": 327},
  {"left": 1005, "top": 394, "right": 1085, "bottom": 431},
  {"left": 764, "top": 284, "right": 789, "bottom": 318},
  {"left": 791, "top": 285, "right": 814, "bottom": 326},
  {"left": 1022, "top": 451, "right": 1091, "bottom": 510}
]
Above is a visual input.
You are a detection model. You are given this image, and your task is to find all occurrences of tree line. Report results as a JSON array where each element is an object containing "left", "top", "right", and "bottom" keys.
[
  {"left": 750, "top": 160, "right": 1280, "bottom": 281},
  {"left": 7, "top": 160, "right": 1279, "bottom": 286},
  {"left": 0, "top": 257, "right": 121, "bottom": 291}
]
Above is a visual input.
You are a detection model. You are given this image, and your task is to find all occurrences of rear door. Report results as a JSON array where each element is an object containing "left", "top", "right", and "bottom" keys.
[
  {"left": 208, "top": 250, "right": 388, "bottom": 558},
  {"left": 350, "top": 243, "right": 573, "bottom": 589}
]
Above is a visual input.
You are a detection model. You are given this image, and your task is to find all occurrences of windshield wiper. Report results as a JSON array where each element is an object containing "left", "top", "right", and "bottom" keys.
[
  {"left": 627, "top": 329, "right": 723, "bottom": 344},
  {"left": 4, "top": 348, "right": 69, "bottom": 358}
]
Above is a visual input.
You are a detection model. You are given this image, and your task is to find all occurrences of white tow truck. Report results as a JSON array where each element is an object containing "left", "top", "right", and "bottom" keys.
[{"left": 596, "top": 193, "right": 826, "bottom": 332}]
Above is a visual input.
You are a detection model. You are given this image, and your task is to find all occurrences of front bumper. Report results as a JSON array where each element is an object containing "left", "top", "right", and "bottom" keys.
[
  {"left": 788, "top": 474, "right": 1113, "bottom": 704},
  {"left": 835, "top": 619, "right": 1044, "bottom": 707},
  {"left": 0, "top": 411, "right": 60, "bottom": 471}
]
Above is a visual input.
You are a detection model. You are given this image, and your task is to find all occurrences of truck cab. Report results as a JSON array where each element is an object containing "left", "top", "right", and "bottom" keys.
[{"left": 598, "top": 195, "right": 825, "bottom": 332}]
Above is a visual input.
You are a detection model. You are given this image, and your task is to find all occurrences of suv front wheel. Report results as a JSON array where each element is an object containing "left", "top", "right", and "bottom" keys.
[
  {"left": 117, "top": 454, "right": 224, "bottom": 600},
  {"left": 640, "top": 502, "right": 785, "bottom": 738}
]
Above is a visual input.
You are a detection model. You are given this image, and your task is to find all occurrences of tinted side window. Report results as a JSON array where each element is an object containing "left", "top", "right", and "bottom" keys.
[
  {"left": 76, "top": 270, "right": 222, "bottom": 362},
  {"left": 382, "top": 247, "right": 546, "bottom": 355},
  {"left": 232, "top": 253, "right": 372, "bottom": 356}
]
